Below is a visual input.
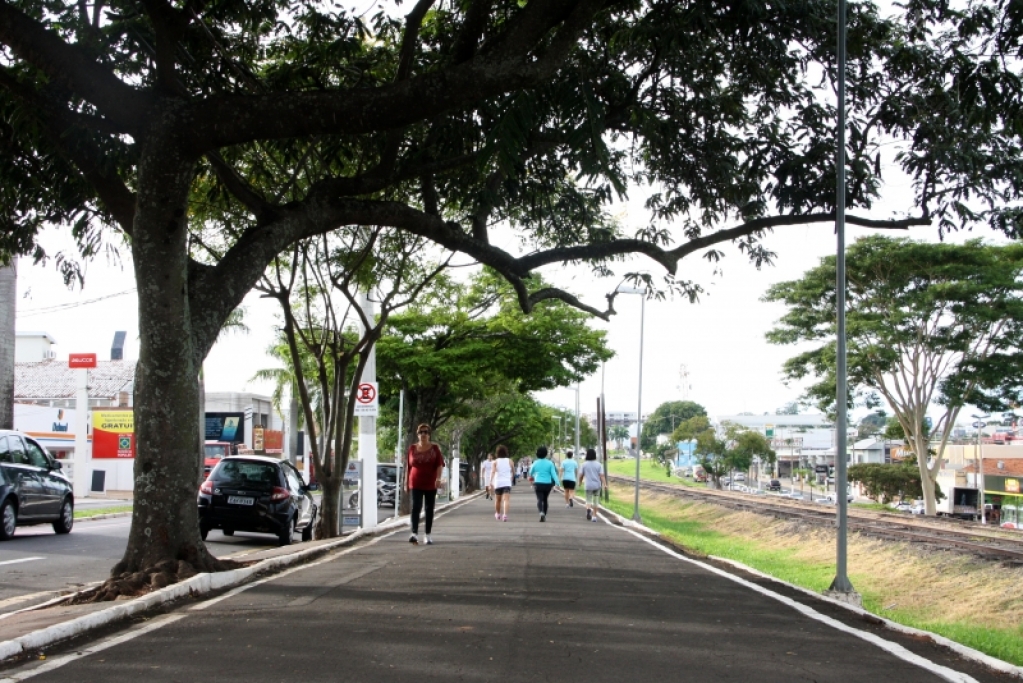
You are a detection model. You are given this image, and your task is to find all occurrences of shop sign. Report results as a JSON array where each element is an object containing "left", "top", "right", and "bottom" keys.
[
  {"left": 92, "top": 409, "right": 135, "bottom": 458},
  {"left": 1006, "top": 479, "right": 1020, "bottom": 494},
  {"left": 69, "top": 353, "right": 97, "bottom": 368}
]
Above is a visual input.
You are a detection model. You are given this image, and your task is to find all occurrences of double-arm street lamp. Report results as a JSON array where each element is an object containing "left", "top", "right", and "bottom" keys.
[{"left": 616, "top": 285, "right": 646, "bottom": 523}]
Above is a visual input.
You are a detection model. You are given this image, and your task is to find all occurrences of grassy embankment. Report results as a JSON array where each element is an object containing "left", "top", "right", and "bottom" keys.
[{"left": 599, "top": 467, "right": 1023, "bottom": 667}]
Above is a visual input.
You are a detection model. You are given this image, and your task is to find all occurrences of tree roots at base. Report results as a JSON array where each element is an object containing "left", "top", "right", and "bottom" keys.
[{"left": 70, "top": 556, "right": 248, "bottom": 604}]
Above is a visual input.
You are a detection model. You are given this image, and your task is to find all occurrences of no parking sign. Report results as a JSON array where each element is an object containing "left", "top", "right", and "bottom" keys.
[{"left": 353, "top": 382, "right": 379, "bottom": 417}]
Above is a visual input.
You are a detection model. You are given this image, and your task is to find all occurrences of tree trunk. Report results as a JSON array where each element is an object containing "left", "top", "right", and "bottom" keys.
[
  {"left": 0, "top": 258, "right": 16, "bottom": 430},
  {"left": 109, "top": 148, "right": 229, "bottom": 593},
  {"left": 317, "top": 473, "right": 342, "bottom": 538}
]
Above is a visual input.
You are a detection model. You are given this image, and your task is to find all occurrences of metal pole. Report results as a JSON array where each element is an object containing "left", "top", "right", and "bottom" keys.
[
  {"left": 633, "top": 294, "right": 645, "bottom": 523},
  {"left": 395, "top": 388, "right": 404, "bottom": 515},
  {"left": 829, "top": 0, "right": 855, "bottom": 597},
  {"left": 978, "top": 421, "right": 986, "bottom": 524},
  {"left": 574, "top": 382, "right": 580, "bottom": 459},
  {"left": 601, "top": 362, "right": 609, "bottom": 503}
]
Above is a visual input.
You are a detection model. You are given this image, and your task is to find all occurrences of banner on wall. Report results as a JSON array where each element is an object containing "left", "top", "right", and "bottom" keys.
[
  {"left": 205, "top": 412, "right": 246, "bottom": 443},
  {"left": 92, "top": 409, "right": 135, "bottom": 459}
]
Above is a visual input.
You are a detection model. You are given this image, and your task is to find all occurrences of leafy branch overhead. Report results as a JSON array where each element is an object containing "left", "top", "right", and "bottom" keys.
[{"left": 5, "top": 0, "right": 1020, "bottom": 325}]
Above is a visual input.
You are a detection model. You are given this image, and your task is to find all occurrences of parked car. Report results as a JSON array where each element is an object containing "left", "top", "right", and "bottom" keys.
[
  {"left": 733, "top": 473, "right": 746, "bottom": 482},
  {"left": 0, "top": 429, "right": 74, "bottom": 540},
  {"left": 909, "top": 500, "right": 926, "bottom": 515},
  {"left": 198, "top": 455, "right": 319, "bottom": 546},
  {"left": 767, "top": 479, "right": 782, "bottom": 492}
]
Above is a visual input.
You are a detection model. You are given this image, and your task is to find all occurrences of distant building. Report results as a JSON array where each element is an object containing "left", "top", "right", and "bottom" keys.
[{"left": 14, "top": 332, "right": 58, "bottom": 363}]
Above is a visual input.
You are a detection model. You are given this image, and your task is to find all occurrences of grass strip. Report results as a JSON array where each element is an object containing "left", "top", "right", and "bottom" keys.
[
  {"left": 601, "top": 486, "right": 1023, "bottom": 666},
  {"left": 75, "top": 505, "right": 133, "bottom": 519}
]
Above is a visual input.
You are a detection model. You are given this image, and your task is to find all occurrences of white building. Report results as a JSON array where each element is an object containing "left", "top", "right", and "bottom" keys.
[{"left": 14, "top": 331, "right": 58, "bottom": 362}]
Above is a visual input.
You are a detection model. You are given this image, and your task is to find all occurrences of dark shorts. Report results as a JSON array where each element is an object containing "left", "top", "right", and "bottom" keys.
[
  {"left": 562, "top": 479, "right": 576, "bottom": 490},
  {"left": 495, "top": 486, "right": 511, "bottom": 495}
]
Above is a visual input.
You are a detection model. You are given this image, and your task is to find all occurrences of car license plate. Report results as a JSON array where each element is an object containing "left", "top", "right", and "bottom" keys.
[{"left": 228, "top": 496, "right": 254, "bottom": 505}]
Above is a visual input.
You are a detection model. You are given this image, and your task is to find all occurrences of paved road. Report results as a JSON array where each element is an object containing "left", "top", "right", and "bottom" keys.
[
  {"left": 0, "top": 487, "right": 1005, "bottom": 683},
  {"left": 0, "top": 505, "right": 398, "bottom": 612}
]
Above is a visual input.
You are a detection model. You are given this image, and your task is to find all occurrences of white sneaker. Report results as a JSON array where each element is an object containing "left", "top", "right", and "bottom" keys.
[
  {"left": 540, "top": 512, "right": 546, "bottom": 522},
  {"left": 425, "top": 535, "right": 434, "bottom": 545},
  {"left": 409, "top": 534, "right": 418, "bottom": 545}
]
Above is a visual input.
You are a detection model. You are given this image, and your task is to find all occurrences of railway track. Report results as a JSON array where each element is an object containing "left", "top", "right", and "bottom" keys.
[{"left": 608, "top": 475, "right": 1023, "bottom": 564}]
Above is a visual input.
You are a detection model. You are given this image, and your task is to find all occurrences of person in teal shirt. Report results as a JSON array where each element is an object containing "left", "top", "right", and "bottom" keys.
[
  {"left": 528, "top": 446, "right": 561, "bottom": 522},
  {"left": 560, "top": 451, "right": 579, "bottom": 508}
]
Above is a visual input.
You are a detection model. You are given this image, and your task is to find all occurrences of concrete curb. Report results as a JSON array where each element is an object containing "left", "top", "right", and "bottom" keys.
[
  {"left": 595, "top": 501, "right": 1023, "bottom": 680},
  {"left": 0, "top": 492, "right": 483, "bottom": 663}
]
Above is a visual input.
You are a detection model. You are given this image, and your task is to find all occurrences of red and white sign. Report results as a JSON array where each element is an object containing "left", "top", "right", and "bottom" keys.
[
  {"left": 69, "top": 353, "right": 97, "bottom": 369},
  {"left": 353, "top": 382, "right": 378, "bottom": 417}
]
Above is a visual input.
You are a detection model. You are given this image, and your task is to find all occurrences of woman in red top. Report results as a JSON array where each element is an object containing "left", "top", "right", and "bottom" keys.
[{"left": 407, "top": 423, "right": 445, "bottom": 545}]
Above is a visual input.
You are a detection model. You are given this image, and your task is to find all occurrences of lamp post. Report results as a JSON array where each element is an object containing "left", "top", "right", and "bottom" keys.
[
  {"left": 616, "top": 285, "right": 646, "bottom": 523},
  {"left": 972, "top": 413, "right": 990, "bottom": 524}
]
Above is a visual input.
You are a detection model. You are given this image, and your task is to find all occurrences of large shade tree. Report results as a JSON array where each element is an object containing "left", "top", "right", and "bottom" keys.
[
  {"left": 2, "top": 0, "right": 1021, "bottom": 587},
  {"left": 764, "top": 237, "right": 1023, "bottom": 514}
]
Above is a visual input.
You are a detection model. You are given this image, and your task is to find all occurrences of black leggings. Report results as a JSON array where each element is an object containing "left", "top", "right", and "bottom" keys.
[
  {"left": 411, "top": 489, "right": 437, "bottom": 535},
  {"left": 534, "top": 483, "right": 554, "bottom": 514}
]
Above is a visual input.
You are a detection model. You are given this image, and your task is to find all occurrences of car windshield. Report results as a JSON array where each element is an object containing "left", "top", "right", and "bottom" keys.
[
  {"left": 212, "top": 461, "right": 278, "bottom": 489},
  {"left": 205, "top": 445, "right": 226, "bottom": 458},
  {"left": 379, "top": 467, "right": 397, "bottom": 483}
]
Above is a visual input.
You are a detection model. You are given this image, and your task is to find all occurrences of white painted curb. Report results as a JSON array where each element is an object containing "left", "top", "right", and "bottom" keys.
[
  {"left": 0, "top": 492, "right": 482, "bottom": 663},
  {"left": 595, "top": 502, "right": 1023, "bottom": 680}
]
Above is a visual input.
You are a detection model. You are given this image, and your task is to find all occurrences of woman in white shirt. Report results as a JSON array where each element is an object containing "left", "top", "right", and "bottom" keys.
[{"left": 489, "top": 445, "right": 514, "bottom": 521}]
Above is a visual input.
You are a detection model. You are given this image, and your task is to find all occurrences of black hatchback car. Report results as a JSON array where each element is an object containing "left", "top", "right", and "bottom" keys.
[
  {"left": 198, "top": 456, "right": 318, "bottom": 546},
  {"left": 0, "top": 429, "right": 74, "bottom": 541}
]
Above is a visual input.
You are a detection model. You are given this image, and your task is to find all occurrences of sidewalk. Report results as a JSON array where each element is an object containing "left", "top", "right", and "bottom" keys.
[{"left": 0, "top": 486, "right": 1015, "bottom": 683}]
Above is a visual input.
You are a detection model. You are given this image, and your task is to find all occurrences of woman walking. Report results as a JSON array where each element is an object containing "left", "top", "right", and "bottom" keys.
[
  {"left": 489, "top": 445, "right": 514, "bottom": 521},
  {"left": 560, "top": 451, "right": 579, "bottom": 508},
  {"left": 528, "top": 446, "right": 561, "bottom": 522},
  {"left": 578, "top": 448, "right": 606, "bottom": 522},
  {"left": 406, "top": 423, "right": 445, "bottom": 545}
]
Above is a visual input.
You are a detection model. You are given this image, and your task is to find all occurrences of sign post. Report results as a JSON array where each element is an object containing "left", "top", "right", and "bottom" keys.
[
  {"left": 70, "top": 354, "right": 96, "bottom": 497},
  {"left": 356, "top": 290, "right": 379, "bottom": 531}
]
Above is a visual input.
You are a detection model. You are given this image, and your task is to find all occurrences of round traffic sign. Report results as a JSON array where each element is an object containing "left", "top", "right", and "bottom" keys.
[
  {"left": 356, "top": 383, "right": 377, "bottom": 404},
  {"left": 972, "top": 421, "right": 986, "bottom": 428}
]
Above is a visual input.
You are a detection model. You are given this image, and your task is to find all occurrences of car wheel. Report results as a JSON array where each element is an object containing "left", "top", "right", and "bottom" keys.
[
  {"left": 278, "top": 517, "right": 294, "bottom": 547},
  {"left": 222, "top": 528, "right": 234, "bottom": 536},
  {"left": 200, "top": 524, "right": 210, "bottom": 541},
  {"left": 52, "top": 498, "right": 74, "bottom": 534},
  {"left": 0, "top": 498, "right": 16, "bottom": 541}
]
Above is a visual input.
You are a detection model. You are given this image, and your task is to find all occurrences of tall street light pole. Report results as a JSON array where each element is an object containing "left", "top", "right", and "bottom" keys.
[
  {"left": 828, "top": 0, "right": 857, "bottom": 602},
  {"left": 972, "top": 414, "right": 990, "bottom": 524},
  {"left": 617, "top": 285, "right": 646, "bottom": 523}
]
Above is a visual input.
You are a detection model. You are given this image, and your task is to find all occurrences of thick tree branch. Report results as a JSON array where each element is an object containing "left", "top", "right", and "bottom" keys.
[
  {"left": 452, "top": 0, "right": 494, "bottom": 63},
  {"left": 180, "top": 0, "right": 609, "bottom": 151},
  {"left": 205, "top": 151, "right": 276, "bottom": 221},
  {"left": 0, "top": 0, "right": 154, "bottom": 127}
]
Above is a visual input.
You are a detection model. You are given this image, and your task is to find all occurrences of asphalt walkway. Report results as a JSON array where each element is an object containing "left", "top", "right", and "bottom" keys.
[{"left": 0, "top": 485, "right": 1008, "bottom": 683}]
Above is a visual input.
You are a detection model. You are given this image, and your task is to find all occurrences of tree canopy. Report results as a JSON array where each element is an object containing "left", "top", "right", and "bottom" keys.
[
  {"left": 4, "top": 0, "right": 1022, "bottom": 584},
  {"left": 376, "top": 269, "right": 613, "bottom": 456},
  {"left": 764, "top": 236, "right": 1023, "bottom": 514},
  {"left": 640, "top": 400, "right": 706, "bottom": 451}
]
